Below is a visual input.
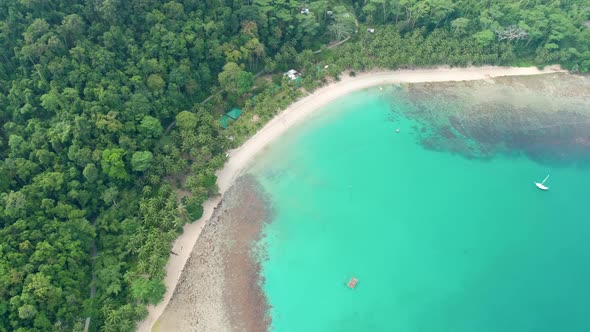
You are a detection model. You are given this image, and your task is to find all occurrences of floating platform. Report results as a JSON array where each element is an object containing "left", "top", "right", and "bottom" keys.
[{"left": 347, "top": 277, "right": 358, "bottom": 289}]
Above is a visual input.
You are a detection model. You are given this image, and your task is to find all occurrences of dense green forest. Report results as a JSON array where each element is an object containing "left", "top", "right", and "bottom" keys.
[{"left": 0, "top": 0, "right": 588, "bottom": 331}]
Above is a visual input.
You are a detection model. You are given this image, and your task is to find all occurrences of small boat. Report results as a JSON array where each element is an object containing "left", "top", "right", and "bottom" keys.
[
  {"left": 347, "top": 277, "right": 358, "bottom": 289},
  {"left": 535, "top": 175, "right": 550, "bottom": 191}
]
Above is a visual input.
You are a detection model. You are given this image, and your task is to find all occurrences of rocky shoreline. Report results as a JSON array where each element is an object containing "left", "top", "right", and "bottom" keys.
[{"left": 155, "top": 176, "right": 270, "bottom": 331}]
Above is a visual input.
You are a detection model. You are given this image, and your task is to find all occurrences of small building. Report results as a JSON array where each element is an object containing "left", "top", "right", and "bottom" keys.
[
  {"left": 226, "top": 107, "right": 242, "bottom": 120},
  {"left": 300, "top": 8, "right": 309, "bottom": 14},
  {"left": 220, "top": 107, "right": 242, "bottom": 129},
  {"left": 284, "top": 69, "right": 299, "bottom": 80},
  {"left": 367, "top": 28, "right": 375, "bottom": 33}
]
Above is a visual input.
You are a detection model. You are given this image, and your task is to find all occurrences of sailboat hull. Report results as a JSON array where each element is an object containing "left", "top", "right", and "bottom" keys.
[{"left": 535, "top": 182, "right": 549, "bottom": 190}]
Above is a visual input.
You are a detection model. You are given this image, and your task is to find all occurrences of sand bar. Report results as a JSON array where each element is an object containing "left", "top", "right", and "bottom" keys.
[{"left": 136, "top": 65, "right": 564, "bottom": 332}]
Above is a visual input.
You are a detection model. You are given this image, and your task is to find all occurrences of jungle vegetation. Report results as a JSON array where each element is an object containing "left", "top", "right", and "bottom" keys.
[{"left": 0, "top": 0, "right": 588, "bottom": 331}]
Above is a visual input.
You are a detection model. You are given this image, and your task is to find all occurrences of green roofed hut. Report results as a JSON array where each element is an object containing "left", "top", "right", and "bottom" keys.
[
  {"left": 220, "top": 107, "right": 242, "bottom": 128},
  {"left": 226, "top": 107, "right": 242, "bottom": 119}
]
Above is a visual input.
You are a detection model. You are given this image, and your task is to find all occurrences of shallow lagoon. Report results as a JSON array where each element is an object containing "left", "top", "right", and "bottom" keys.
[{"left": 250, "top": 77, "right": 590, "bottom": 332}]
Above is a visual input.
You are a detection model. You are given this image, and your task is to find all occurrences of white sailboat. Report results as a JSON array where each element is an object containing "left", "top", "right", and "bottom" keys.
[{"left": 535, "top": 175, "right": 550, "bottom": 191}]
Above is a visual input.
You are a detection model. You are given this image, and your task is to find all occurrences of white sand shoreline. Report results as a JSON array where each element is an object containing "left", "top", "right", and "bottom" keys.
[{"left": 136, "top": 65, "right": 564, "bottom": 332}]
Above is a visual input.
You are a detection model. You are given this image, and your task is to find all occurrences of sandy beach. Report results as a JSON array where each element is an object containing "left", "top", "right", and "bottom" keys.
[{"left": 135, "top": 65, "right": 565, "bottom": 332}]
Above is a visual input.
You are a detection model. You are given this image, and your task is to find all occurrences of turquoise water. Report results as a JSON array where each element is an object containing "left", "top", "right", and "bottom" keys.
[{"left": 250, "top": 89, "right": 590, "bottom": 332}]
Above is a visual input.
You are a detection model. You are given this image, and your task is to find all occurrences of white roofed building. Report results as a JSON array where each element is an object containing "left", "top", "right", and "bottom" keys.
[{"left": 284, "top": 69, "right": 299, "bottom": 80}]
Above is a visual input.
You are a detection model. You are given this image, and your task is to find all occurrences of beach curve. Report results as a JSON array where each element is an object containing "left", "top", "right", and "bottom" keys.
[{"left": 136, "top": 65, "right": 565, "bottom": 332}]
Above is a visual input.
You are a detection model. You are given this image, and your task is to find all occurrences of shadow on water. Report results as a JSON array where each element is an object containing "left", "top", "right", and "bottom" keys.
[{"left": 388, "top": 73, "right": 590, "bottom": 168}]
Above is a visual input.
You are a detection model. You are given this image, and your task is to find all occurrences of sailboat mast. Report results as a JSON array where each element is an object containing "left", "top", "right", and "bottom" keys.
[{"left": 542, "top": 175, "right": 550, "bottom": 184}]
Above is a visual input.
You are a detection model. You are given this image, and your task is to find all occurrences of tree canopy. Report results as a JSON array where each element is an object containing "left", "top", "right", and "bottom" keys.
[{"left": 0, "top": 0, "right": 588, "bottom": 331}]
